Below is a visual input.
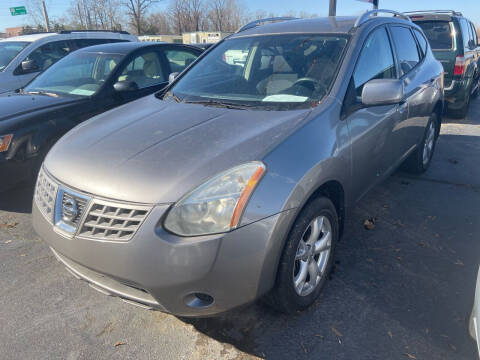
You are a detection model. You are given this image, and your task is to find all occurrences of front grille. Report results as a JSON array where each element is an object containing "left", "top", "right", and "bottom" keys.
[
  {"left": 78, "top": 201, "right": 150, "bottom": 241},
  {"left": 61, "top": 192, "right": 88, "bottom": 226},
  {"left": 35, "top": 168, "right": 58, "bottom": 223}
]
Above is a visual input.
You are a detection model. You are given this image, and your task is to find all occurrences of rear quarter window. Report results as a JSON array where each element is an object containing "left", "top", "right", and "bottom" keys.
[{"left": 415, "top": 21, "right": 453, "bottom": 50}]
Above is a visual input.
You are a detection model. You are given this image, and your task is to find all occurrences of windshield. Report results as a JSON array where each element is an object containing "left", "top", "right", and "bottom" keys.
[
  {"left": 170, "top": 34, "right": 349, "bottom": 110},
  {"left": 24, "top": 51, "right": 124, "bottom": 97},
  {"left": 415, "top": 21, "right": 453, "bottom": 50},
  {"left": 0, "top": 41, "right": 29, "bottom": 71}
]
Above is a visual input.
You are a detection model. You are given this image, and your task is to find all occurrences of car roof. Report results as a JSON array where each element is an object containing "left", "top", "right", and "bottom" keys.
[
  {"left": 2, "top": 33, "right": 56, "bottom": 42},
  {"left": 1, "top": 31, "right": 136, "bottom": 43},
  {"left": 76, "top": 41, "right": 193, "bottom": 55},
  {"left": 230, "top": 16, "right": 413, "bottom": 38}
]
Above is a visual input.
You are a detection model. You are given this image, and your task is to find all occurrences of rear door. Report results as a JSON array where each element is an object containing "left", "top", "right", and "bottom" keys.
[
  {"left": 387, "top": 25, "right": 426, "bottom": 163},
  {"left": 343, "top": 26, "right": 403, "bottom": 201}
]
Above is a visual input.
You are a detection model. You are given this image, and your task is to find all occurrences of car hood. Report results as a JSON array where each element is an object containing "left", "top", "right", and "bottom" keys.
[
  {"left": 0, "top": 93, "right": 77, "bottom": 122},
  {"left": 45, "top": 95, "right": 313, "bottom": 204}
]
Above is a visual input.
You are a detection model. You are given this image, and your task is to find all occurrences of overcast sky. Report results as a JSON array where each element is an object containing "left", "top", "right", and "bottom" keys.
[{"left": 0, "top": 0, "right": 479, "bottom": 32}]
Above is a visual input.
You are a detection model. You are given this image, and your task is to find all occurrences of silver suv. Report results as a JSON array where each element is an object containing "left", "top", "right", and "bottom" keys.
[
  {"left": 0, "top": 30, "right": 137, "bottom": 94},
  {"left": 33, "top": 11, "right": 444, "bottom": 316}
]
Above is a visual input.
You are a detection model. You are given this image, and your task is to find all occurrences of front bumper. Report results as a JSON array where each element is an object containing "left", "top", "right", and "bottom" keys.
[
  {"left": 33, "top": 192, "right": 295, "bottom": 317},
  {"left": 444, "top": 79, "right": 469, "bottom": 110},
  {"left": 470, "top": 267, "right": 480, "bottom": 358}
]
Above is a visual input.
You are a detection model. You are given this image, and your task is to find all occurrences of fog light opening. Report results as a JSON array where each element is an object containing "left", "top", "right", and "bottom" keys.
[{"left": 185, "top": 292, "right": 214, "bottom": 308}]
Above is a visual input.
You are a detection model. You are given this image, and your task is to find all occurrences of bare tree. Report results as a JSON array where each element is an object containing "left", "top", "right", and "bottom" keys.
[
  {"left": 69, "top": 0, "right": 125, "bottom": 30},
  {"left": 168, "top": 0, "right": 206, "bottom": 33},
  {"left": 145, "top": 11, "right": 172, "bottom": 34},
  {"left": 124, "top": 0, "right": 159, "bottom": 35},
  {"left": 207, "top": 0, "right": 244, "bottom": 32}
]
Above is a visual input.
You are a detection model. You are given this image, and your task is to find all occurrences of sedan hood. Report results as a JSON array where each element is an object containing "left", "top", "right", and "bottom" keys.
[
  {"left": 0, "top": 93, "right": 76, "bottom": 122},
  {"left": 45, "top": 95, "right": 312, "bottom": 204}
]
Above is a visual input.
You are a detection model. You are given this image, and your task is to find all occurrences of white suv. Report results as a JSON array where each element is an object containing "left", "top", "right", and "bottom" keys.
[{"left": 0, "top": 31, "right": 137, "bottom": 94}]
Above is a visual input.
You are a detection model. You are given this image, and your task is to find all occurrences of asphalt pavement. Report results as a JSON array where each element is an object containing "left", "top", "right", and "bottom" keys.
[{"left": 0, "top": 98, "right": 479, "bottom": 360}]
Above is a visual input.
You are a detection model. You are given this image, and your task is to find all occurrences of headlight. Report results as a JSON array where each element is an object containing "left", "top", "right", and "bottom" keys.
[
  {"left": 164, "top": 161, "right": 266, "bottom": 236},
  {"left": 0, "top": 134, "right": 13, "bottom": 153}
]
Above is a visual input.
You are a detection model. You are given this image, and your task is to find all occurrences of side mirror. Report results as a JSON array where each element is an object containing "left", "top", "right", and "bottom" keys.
[
  {"left": 362, "top": 79, "right": 404, "bottom": 106},
  {"left": 113, "top": 80, "right": 138, "bottom": 93},
  {"left": 168, "top": 72, "right": 179, "bottom": 85},
  {"left": 21, "top": 60, "right": 39, "bottom": 73}
]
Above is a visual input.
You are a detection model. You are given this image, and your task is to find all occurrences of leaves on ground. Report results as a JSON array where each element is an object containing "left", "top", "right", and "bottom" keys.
[
  {"left": 455, "top": 260, "right": 464, "bottom": 266},
  {"left": 0, "top": 222, "right": 18, "bottom": 229},
  {"left": 405, "top": 353, "right": 416, "bottom": 359},
  {"left": 387, "top": 331, "right": 393, "bottom": 338},
  {"left": 363, "top": 217, "right": 377, "bottom": 230},
  {"left": 114, "top": 341, "right": 126, "bottom": 347},
  {"left": 331, "top": 327, "right": 343, "bottom": 337}
]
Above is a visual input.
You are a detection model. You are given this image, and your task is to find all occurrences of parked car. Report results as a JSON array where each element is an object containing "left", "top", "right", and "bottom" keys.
[
  {"left": 408, "top": 10, "right": 480, "bottom": 118},
  {"left": 0, "top": 42, "right": 202, "bottom": 192},
  {"left": 33, "top": 11, "right": 443, "bottom": 317},
  {"left": 0, "top": 30, "right": 137, "bottom": 94}
]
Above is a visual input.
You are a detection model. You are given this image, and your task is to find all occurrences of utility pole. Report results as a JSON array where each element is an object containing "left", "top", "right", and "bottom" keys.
[
  {"left": 329, "top": 0, "right": 337, "bottom": 16},
  {"left": 41, "top": 0, "right": 50, "bottom": 32}
]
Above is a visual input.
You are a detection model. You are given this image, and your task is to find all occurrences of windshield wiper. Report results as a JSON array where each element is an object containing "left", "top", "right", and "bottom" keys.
[
  {"left": 24, "top": 90, "right": 59, "bottom": 98},
  {"left": 184, "top": 99, "right": 255, "bottom": 110}
]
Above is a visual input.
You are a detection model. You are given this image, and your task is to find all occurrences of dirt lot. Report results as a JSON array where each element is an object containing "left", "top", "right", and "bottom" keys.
[{"left": 1, "top": 98, "right": 479, "bottom": 360}]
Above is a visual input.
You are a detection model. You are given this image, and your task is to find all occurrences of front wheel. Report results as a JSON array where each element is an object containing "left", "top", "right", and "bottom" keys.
[
  {"left": 402, "top": 113, "right": 438, "bottom": 174},
  {"left": 266, "top": 197, "right": 338, "bottom": 314}
]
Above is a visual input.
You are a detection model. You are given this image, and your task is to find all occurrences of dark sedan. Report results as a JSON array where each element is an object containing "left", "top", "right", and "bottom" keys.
[{"left": 0, "top": 42, "right": 202, "bottom": 192}]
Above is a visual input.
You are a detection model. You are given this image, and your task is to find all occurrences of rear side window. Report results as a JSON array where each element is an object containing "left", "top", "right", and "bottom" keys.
[
  {"left": 353, "top": 27, "right": 396, "bottom": 96},
  {"left": 460, "top": 19, "right": 472, "bottom": 49},
  {"left": 415, "top": 21, "right": 453, "bottom": 50},
  {"left": 471, "top": 23, "right": 478, "bottom": 46},
  {"left": 413, "top": 29, "right": 428, "bottom": 57},
  {"left": 390, "top": 26, "right": 420, "bottom": 76}
]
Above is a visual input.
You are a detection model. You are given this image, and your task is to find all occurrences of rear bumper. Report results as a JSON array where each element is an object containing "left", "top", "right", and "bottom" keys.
[{"left": 33, "top": 196, "right": 296, "bottom": 317}]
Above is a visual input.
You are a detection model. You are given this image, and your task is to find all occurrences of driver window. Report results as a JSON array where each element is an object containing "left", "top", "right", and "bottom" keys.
[
  {"left": 343, "top": 27, "right": 396, "bottom": 117},
  {"left": 117, "top": 51, "right": 165, "bottom": 89},
  {"left": 24, "top": 41, "right": 72, "bottom": 72}
]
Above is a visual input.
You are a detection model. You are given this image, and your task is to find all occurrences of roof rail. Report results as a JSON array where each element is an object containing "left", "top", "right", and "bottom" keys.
[
  {"left": 58, "top": 30, "right": 131, "bottom": 35},
  {"left": 403, "top": 10, "right": 463, "bottom": 17},
  {"left": 354, "top": 9, "right": 411, "bottom": 27},
  {"left": 237, "top": 17, "right": 298, "bottom": 33}
]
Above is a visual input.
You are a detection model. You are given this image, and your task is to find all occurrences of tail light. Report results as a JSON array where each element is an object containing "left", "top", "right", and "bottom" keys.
[{"left": 453, "top": 56, "right": 466, "bottom": 76}]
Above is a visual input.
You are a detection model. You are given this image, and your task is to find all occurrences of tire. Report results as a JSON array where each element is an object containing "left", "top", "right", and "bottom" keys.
[
  {"left": 449, "top": 91, "right": 470, "bottom": 119},
  {"left": 266, "top": 197, "right": 338, "bottom": 314},
  {"left": 471, "top": 77, "right": 480, "bottom": 99},
  {"left": 402, "top": 113, "right": 439, "bottom": 174}
]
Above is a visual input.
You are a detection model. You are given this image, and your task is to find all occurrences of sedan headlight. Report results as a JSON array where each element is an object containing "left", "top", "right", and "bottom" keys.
[
  {"left": 0, "top": 134, "right": 13, "bottom": 153},
  {"left": 164, "top": 162, "right": 266, "bottom": 236}
]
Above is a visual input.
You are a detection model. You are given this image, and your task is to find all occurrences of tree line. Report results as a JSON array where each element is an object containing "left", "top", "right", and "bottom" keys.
[{"left": 23, "top": 0, "right": 319, "bottom": 35}]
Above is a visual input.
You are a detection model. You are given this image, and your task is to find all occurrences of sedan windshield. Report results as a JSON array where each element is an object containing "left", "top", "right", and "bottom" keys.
[
  {"left": 170, "top": 34, "right": 348, "bottom": 110},
  {"left": 24, "top": 51, "right": 124, "bottom": 97},
  {"left": 0, "top": 41, "right": 29, "bottom": 71}
]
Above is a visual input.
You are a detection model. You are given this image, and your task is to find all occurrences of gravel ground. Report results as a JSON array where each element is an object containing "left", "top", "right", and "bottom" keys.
[{"left": 0, "top": 98, "right": 479, "bottom": 360}]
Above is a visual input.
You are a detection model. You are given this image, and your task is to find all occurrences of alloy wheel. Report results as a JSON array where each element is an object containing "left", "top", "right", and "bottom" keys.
[
  {"left": 293, "top": 215, "right": 332, "bottom": 296},
  {"left": 422, "top": 121, "right": 436, "bottom": 167}
]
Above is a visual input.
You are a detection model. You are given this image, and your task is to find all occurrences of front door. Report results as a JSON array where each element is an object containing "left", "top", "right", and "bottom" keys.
[{"left": 343, "top": 26, "right": 405, "bottom": 202}]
